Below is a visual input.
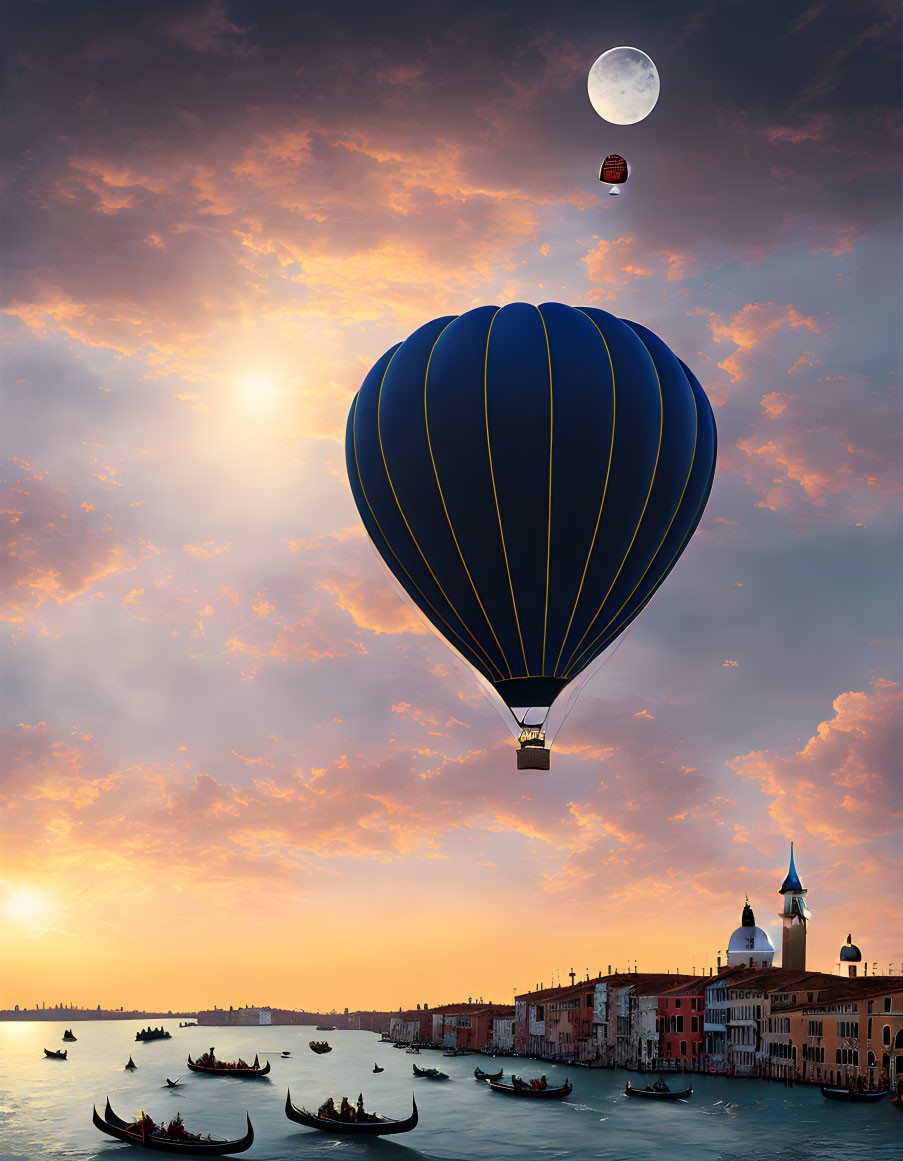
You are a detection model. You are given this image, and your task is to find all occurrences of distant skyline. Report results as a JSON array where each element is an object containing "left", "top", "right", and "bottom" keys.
[{"left": 2, "top": 0, "right": 900, "bottom": 1009}]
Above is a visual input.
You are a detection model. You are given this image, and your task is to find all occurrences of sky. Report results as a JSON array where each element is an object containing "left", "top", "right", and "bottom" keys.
[{"left": 2, "top": 0, "right": 901, "bottom": 1012}]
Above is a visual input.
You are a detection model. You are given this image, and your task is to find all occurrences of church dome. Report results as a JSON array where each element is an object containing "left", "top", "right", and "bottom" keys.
[
  {"left": 726, "top": 899, "right": 776, "bottom": 966},
  {"left": 839, "top": 934, "right": 861, "bottom": 963}
]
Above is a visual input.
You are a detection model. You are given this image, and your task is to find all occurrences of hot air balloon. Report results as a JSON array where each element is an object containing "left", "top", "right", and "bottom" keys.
[
  {"left": 599, "top": 153, "right": 628, "bottom": 196},
  {"left": 346, "top": 303, "right": 716, "bottom": 769}
]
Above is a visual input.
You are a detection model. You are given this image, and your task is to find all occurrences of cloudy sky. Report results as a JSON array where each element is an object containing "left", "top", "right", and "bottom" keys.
[{"left": 2, "top": 0, "right": 900, "bottom": 1011}]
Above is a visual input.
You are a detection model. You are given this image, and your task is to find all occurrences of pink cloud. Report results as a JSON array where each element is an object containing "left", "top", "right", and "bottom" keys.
[{"left": 729, "top": 676, "right": 903, "bottom": 845}]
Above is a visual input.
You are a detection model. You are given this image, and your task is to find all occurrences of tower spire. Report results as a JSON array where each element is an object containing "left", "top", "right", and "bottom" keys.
[{"left": 778, "top": 842, "right": 810, "bottom": 970}]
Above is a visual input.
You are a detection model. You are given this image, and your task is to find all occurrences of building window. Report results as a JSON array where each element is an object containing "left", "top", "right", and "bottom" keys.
[
  {"left": 680, "top": 1041, "right": 687, "bottom": 1056},
  {"left": 883, "top": 1026, "right": 891, "bottom": 1046}
]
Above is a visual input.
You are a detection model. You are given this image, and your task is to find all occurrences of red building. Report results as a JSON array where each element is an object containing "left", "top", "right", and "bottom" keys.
[{"left": 657, "top": 978, "right": 708, "bottom": 1070}]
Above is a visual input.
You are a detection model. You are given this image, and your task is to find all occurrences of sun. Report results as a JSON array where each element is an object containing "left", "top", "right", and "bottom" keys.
[{"left": 2, "top": 885, "right": 55, "bottom": 925}]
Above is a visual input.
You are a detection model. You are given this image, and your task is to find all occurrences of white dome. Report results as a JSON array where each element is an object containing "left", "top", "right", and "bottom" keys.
[{"left": 727, "top": 923, "right": 775, "bottom": 966}]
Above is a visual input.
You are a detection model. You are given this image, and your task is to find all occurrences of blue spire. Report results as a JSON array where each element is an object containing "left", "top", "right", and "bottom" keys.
[{"left": 779, "top": 842, "right": 804, "bottom": 894}]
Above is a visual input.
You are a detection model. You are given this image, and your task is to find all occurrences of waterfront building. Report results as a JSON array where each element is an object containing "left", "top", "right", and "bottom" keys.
[
  {"left": 490, "top": 1014, "right": 515, "bottom": 1053},
  {"left": 835, "top": 935, "right": 863, "bottom": 978},
  {"left": 656, "top": 977, "right": 708, "bottom": 1070},
  {"left": 779, "top": 843, "right": 810, "bottom": 971},
  {"left": 726, "top": 899, "right": 775, "bottom": 968}
]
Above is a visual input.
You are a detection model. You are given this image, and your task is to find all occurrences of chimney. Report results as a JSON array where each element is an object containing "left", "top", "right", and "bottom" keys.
[{"left": 717, "top": 954, "right": 722, "bottom": 970}]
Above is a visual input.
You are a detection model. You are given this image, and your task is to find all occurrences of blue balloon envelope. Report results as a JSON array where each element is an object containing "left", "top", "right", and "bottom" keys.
[{"left": 346, "top": 302, "right": 716, "bottom": 766}]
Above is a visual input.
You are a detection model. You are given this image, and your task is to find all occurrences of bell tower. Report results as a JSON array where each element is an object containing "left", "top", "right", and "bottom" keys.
[{"left": 778, "top": 843, "right": 810, "bottom": 970}]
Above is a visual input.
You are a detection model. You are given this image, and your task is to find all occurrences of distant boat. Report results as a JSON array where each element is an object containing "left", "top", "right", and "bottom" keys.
[
  {"left": 373, "top": 1064, "right": 384, "bottom": 1073},
  {"left": 413, "top": 1063, "right": 449, "bottom": 1080},
  {"left": 315, "top": 1025, "right": 336, "bottom": 1031},
  {"left": 62, "top": 1029, "right": 77, "bottom": 1041},
  {"left": 625, "top": 1081, "right": 692, "bottom": 1101},
  {"left": 179, "top": 1021, "right": 198, "bottom": 1028},
  {"left": 187, "top": 1053, "right": 270, "bottom": 1078},
  {"left": 309, "top": 1041, "right": 332, "bottom": 1054},
  {"left": 488, "top": 1077, "right": 573, "bottom": 1099},
  {"left": 44, "top": 1048, "right": 67, "bottom": 1060},
  {"left": 125, "top": 1056, "right": 137, "bottom": 1070},
  {"left": 93, "top": 1098, "right": 253, "bottom": 1155},
  {"left": 474, "top": 1066, "right": 503, "bottom": 1082},
  {"left": 137, "top": 1027, "right": 172, "bottom": 1042},
  {"left": 821, "top": 1086, "right": 888, "bottom": 1103}
]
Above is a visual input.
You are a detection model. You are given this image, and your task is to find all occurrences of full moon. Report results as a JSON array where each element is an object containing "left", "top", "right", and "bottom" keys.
[{"left": 587, "top": 47, "right": 660, "bottom": 125}]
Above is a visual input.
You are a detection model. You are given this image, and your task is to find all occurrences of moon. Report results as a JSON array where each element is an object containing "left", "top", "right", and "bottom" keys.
[{"left": 587, "top": 47, "right": 660, "bottom": 125}]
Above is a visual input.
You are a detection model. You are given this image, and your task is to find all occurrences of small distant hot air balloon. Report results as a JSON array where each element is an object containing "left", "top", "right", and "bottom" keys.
[
  {"left": 600, "top": 153, "right": 628, "bottom": 196},
  {"left": 346, "top": 303, "right": 717, "bottom": 771}
]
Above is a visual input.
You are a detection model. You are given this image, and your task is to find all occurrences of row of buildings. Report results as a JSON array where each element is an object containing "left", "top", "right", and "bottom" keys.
[{"left": 379, "top": 851, "right": 902, "bottom": 1089}]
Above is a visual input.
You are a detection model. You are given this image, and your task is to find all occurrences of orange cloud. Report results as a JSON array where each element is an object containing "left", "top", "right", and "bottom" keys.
[{"left": 730, "top": 676, "right": 903, "bottom": 845}]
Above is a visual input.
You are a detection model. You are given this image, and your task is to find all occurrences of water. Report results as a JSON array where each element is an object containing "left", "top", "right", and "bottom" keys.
[{"left": 0, "top": 1022, "right": 898, "bottom": 1160}]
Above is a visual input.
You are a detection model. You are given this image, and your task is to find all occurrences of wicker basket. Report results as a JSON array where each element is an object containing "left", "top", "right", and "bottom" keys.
[{"left": 517, "top": 746, "right": 551, "bottom": 771}]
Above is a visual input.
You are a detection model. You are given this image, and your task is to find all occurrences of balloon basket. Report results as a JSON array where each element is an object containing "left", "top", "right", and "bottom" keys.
[{"left": 517, "top": 745, "right": 551, "bottom": 771}]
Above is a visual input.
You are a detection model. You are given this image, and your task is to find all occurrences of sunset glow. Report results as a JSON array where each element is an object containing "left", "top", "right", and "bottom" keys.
[{"left": 2, "top": 1, "right": 900, "bottom": 1013}]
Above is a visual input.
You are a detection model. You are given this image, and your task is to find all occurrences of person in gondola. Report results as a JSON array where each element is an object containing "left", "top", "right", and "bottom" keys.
[
  {"left": 339, "top": 1097, "right": 355, "bottom": 1122},
  {"left": 318, "top": 1096, "right": 337, "bottom": 1118},
  {"left": 653, "top": 1078, "right": 669, "bottom": 1092},
  {"left": 540, "top": 1075, "right": 547, "bottom": 1090},
  {"left": 356, "top": 1094, "right": 366, "bottom": 1120}
]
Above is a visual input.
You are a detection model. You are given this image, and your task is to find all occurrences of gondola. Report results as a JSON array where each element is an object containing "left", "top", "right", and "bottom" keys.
[
  {"left": 93, "top": 1098, "right": 253, "bottom": 1155},
  {"left": 44, "top": 1047, "right": 67, "bottom": 1059},
  {"left": 316, "top": 1025, "right": 336, "bottom": 1031},
  {"left": 187, "top": 1053, "right": 270, "bottom": 1078},
  {"left": 412, "top": 1063, "right": 449, "bottom": 1080},
  {"left": 373, "top": 1064, "right": 384, "bottom": 1073},
  {"left": 285, "top": 1090, "right": 418, "bottom": 1136},
  {"left": 474, "top": 1066, "right": 504, "bottom": 1082},
  {"left": 125, "top": 1056, "right": 137, "bottom": 1070},
  {"left": 487, "top": 1077, "right": 572, "bottom": 1099},
  {"left": 625, "top": 1081, "right": 692, "bottom": 1100},
  {"left": 179, "top": 1021, "right": 198, "bottom": 1028},
  {"left": 137, "top": 1028, "right": 172, "bottom": 1042},
  {"left": 163, "top": 1078, "right": 184, "bottom": 1089},
  {"left": 405, "top": 1046, "right": 420, "bottom": 1054},
  {"left": 62, "top": 1029, "right": 77, "bottom": 1041},
  {"left": 309, "top": 1041, "right": 332, "bottom": 1053},
  {"left": 821, "top": 1086, "right": 889, "bottom": 1103}
]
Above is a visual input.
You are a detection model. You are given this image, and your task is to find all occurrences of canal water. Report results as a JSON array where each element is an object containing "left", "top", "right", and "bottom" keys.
[{"left": 0, "top": 1022, "right": 898, "bottom": 1160}]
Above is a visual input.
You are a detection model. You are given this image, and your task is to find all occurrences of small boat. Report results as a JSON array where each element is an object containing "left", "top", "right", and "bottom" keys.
[
  {"left": 315, "top": 1025, "right": 336, "bottom": 1031},
  {"left": 488, "top": 1077, "right": 572, "bottom": 1099},
  {"left": 93, "top": 1098, "right": 253, "bottom": 1155},
  {"left": 163, "top": 1078, "right": 184, "bottom": 1089},
  {"left": 821, "top": 1086, "right": 889, "bottom": 1103},
  {"left": 179, "top": 1021, "right": 198, "bottom": 1028},
  {"left": 474, "top": 1066, "right": 504, "bottom": 1082},
  {"left": 187, "top": 1053, "right": 270, "bottom": 1078},
  {"left": 373, "top": 1064, "right": 384, "bottom": 1073},
  {"left": 125, "top": 1056, "right": 137, "bottom": 1070},
  {"left": 137, "top": 1028, "right": 172, "bottom": 1042},
  {"left": 62, "top": 1029, "right": 77, "bottom": 1041},
  {"left": 281, "top": 1051, "right": 291, "bottom": 1057},
  {"left": 309, "top": 1041, "right": 332, "bottom": 1054},
  {"left": 412, "top": 1063, "right": 449, "bottom": 1080},
  {"left": 44, "top": 1048, "right": 67, "bottom": 1059},
  {"left": 285, "top": 1090, "right": 418, "bottom": 1136},
  {"left": 406, "top": 1046, "right": 420, "bottom": 1054},
  {"left": 625, "top": 1081, "right": 692, "bottom": 1100}
]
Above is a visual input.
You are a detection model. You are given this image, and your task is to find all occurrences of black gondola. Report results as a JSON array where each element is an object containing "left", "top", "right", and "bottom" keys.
[
  {"left": 163, "top": 1078, "right": 184, "bottom": 1088},
  {"left": 187, "top": 1053, "right": 270, "bottom": 1078},
  {"left": 309, "top": 1041, "right": 332, "bottom": 1053},
  {"left": 625, "top": 1081, "right": 692, "bottom": 1100},
  {"left": 487, "top": 1077, "right": 572, "bottom": 1099},
  {"left": 412, "top": 1063, "right": 449, "bottom": 1079},
  {"left": 44, "top": 1047, "right": 67, "bottom": 1059},
  {"left": 137, "top": 1028, "right": 172, "bottom": 1042},
  {"left": 373, "top": 1064, "right": 384, "bottom": 1073},
  {"left": 93, "top": 1098, "right": 253, "bottom": 1155},
  {"left": 821, "top": 1086, "right": 889, "bottom": 1103},
  {"left": 474, "top": 1066, "right": 504, "bottom": 1081},
  {"left": 125, "top": 1056, "right": 137, "bottom": 1070},
  {"left": 285, "top": 1090, "right": 418, "bottom": 1136},
  {"left": 63, "top": 1029, "right": 77, "bottom": 1041}
]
